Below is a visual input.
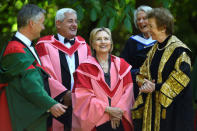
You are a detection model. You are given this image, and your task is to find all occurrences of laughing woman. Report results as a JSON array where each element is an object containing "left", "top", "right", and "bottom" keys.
[
  {"left": 132, "top": 8, "right": 194, "bottom": 131},
  {"left": 120, "top": 5, "right": 156, "bottom": 99},
  {"left": 72, "top": 27, "right": 134, "bottom": 131}
]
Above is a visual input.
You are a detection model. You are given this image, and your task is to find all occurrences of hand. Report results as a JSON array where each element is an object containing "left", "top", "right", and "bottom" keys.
[
  {"left": 63, "top": 90, "right": 72, "bottom": 106},
  {"left": 139, "top": 79, "right": 155, "bottom": 93},
  {"left": 105, "top": 107, "right": 123, "bottom": 119},
  {"left": 50, "top": 103, "right": 67, "bottom": 117},
  {"left": 110, "top": 116, "right": 121, "bottom": 129}
]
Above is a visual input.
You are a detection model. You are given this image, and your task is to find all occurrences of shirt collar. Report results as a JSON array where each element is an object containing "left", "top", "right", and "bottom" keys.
[
  {"left": 57, "top": 33, "right": 65, "bottom": 44},
  {"left": 57, "top": 33, "right": 75, "bottom": 44},
  {"left": 15, "top": 31, "right": 32, "bottom": 47}
]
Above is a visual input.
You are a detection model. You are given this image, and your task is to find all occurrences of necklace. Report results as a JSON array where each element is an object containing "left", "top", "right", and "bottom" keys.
[
  {"left": 157, "top": 44, "right": 170, "bottom": 51},
  {"left": 99, "top": 60, "right": 109, "bottom": 73},
  {"left": 95, "top": 55, "right": 109, "bottom": 73}
]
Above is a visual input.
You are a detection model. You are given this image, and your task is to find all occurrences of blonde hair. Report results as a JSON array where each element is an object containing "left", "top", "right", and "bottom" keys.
[{"left": 89, "top": 27, "right": 113, "bottom": 55}]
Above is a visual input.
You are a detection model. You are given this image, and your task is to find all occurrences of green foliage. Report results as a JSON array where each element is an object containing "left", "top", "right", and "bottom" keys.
[{"left": 0, "top": 0, "right": 197, "bottom": 57}]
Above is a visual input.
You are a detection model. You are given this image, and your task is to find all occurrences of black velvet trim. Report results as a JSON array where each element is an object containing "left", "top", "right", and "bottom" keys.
[
  {"left": 155, "top": 83, "right": 162, "bottom": 91},
  {"left": 59, "top": 50, "right": 71, "bottom": 90},
  {"left": 162, "top": 48, "right": 190, "bottom": 82},
  {"left": 180, "top": 62, "right": 191, "bottom": 77},
  {"left": 75, "top": 51, "right": 79, "bottom": 69},
  {"left": 54, "top": 91, "right": 67, "bottom": 102}
]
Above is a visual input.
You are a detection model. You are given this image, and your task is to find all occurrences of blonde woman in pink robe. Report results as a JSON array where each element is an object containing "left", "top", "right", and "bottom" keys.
[{"left": 72, "top": 27, "right": 134, "bottom": 131}]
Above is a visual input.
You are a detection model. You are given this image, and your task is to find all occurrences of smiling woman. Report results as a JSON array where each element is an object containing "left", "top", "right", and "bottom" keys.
[
  {"left": 72, "top": 27, "right": 135, "bottom": 131},
  {"left": 120, "top": 5, "right": 156, "bottom": 100},
  {"left": 132, "top": 8, "right": 194, "bottom": 131},
  {"left": 90, "top": 28, "right": 112, "bottom": 73}
]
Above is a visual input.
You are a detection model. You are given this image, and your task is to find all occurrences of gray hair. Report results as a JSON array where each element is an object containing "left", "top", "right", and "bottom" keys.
[
  {"left": 55, "top": 8, "right": 77, "bottom": 23},
  {"left": 17, "top": 4, "right": 46, "bottom": 29},
  {"left": 134, "top": 5, "right": 152, "bottom": 28}
]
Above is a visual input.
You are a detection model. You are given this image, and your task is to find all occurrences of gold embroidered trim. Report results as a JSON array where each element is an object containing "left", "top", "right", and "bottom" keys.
[
  {"left": 159, "top": 92, "right": 173, "bottom": 108},
  {"left": 136, "top": 75, "right": 146, "bottom": 87},
  {"left": 132, "top": 95, "right": 143, "bottom": 109},
  {"left": 131, "top": 106, "right": 144, "bottom": 119},
  {"left": 161, "top": 109, "right": 166, "bottom": 119},
  {"left": 136, "top": 41, "right": 157, "bottom": 86},
  {"left": 160, "top": 52, "right": 191, "bottom": 104},
  {"left": 173, "top": 52, "right": 191, "bottom": 87},
  {"left": 133, "top": 36, "right": 191, "bottom": 131},
  {"left": 160, "top": 78, "right": 178, "bottom": 99},
  {"left": 157, "top": 38, "right": 176, "bottom": 83},
  {"left": 171, "top": 71, "right": 188, "bottom": 94},
  {"left": 142, "top": 93, "right": 152, "bottom": 131},
  {"left": 154, "top": 91, "right": 161, "bottom": 131}
]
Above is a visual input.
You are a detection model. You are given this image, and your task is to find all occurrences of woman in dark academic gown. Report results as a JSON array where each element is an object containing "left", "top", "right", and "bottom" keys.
[
  {"left": 120, "top": 5, "right": 156, "bottom": 98},
  {"left": 72, "top": 28, "right": 135, "bottom": 131},
  {"left": 132, "top": 8, "right": 194, "bottom": 131}
]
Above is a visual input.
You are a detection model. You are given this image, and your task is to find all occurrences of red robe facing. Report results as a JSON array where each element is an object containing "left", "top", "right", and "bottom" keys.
[{"left": 72, "top": 55, "right": 134, "bottom": 131}]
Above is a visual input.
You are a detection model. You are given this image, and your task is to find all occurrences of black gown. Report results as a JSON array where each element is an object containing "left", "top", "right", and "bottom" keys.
[
  {"left": 120, "top": 34, "right": 156, "bottom": 99},
  {"left": 132, "top": 35, "right": 194, "bottom": 131}
]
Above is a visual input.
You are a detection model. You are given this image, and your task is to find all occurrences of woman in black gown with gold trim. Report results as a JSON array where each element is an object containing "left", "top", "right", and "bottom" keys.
[{"left": 132, "top": 8, "right": 194, "bottom": 131}]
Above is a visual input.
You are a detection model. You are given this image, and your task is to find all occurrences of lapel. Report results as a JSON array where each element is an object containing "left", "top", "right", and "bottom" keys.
[
  {"left": 12, "top": 36, "right": 41, "bottom": 64},
  {"left": 55, "top": 35, "right": 70, "bottom": 74},
  {"left": 12, "top": 36, "right": 33, "bottom": 55},
  {"left": 55, "top": 35, "right": 80, "bottom": 90},
  {"left": 53, "top": 35, "right": 81, "bottom": 56},
  {"left": 55, "top": 35, "right": 79, "bottom": 70},
  {"left": 74, "top": 51, "right": 79, "bottom": 69},
  {"left": 80, "top": 56, "right": 124, "bottom": 98}
]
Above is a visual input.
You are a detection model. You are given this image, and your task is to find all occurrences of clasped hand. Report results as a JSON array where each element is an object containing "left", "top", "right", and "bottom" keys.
[
  {"left": 50, "top": 103, "right": 67, "bottom": 118},
  {"left": 139, "top": 79, "right": 155, "bottom": 93},
  {"left": 105, "top": 107, "right": 123, "bottom": 129}
]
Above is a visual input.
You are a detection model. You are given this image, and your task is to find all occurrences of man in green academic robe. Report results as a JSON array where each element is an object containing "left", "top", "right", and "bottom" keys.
[{"left": 0, "top": 4, "right": 67, "bottom": 131}]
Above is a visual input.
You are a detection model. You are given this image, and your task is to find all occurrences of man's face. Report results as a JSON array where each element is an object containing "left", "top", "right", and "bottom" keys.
[
  {"left": 56, "top": 12, "right": 78, "bottom": 39},
  {"left": 31, "top": 13, "right": 45, "bottom": 39}
]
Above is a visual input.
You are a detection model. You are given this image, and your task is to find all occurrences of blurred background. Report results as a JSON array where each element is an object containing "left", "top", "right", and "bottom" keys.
[
  {"left": 1, "top": 0, "right": 197, "bottom": 124},
  {"left": 0, "top": 0, "right": 197, "bottom": 59}
]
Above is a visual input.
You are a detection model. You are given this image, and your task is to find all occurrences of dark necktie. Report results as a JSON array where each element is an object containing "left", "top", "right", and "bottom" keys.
[
  {"left": 64, "top": 38, "right": 75, "bottom": 45},
  {"left": 30, "top": 42, "right": 34, "bottom": 47}
]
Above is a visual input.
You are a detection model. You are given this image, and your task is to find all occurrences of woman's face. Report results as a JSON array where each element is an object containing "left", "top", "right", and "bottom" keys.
[
  {"left": 93, "top": 31, "right": 111, "bottom": 55},
  {"left": 148, "top": 18, "right": 163, "bottom": 41},
  {"left": 137, "top": 10, "right": 149, "bottom": 34}
]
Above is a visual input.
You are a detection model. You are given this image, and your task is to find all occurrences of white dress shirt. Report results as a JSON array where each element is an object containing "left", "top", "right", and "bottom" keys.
[
  {"left": 15, "top": 32, "right": 41, "bottom": 65},
  {"left": 57, "top": 34, "right": 75, "bottom": 91}
]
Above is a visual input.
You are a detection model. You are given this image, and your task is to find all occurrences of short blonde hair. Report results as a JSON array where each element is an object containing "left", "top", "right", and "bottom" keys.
[{"left": 89, "top": 27, "right": 113, "bottom": 55}]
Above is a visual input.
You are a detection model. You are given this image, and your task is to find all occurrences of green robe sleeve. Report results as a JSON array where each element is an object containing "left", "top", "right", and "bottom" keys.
[{"left": 1, "top": 47, "right": 57, "bottom": 130}]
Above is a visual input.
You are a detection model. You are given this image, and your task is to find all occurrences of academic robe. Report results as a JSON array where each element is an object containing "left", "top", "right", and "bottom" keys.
[
  {"left": 120, "top": 34, "right": 156, "bottom": 99},
  {"left": 132, "top": 35, "right": 194, "bottom": 131},
  {"left": 35, "top": 35, "right": 91, "bottom": 131},
  {"left": 72, "top": 55, "right": 134, "bottom": 131},
  {"left": 0, "top": 36, "right": 57, "bottom": 131}
]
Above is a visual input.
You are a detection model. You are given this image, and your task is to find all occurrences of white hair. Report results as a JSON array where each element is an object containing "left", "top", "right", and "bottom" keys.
[
  {"left": 55, "top": 8, "right": 77, "bottom": 22},
  {"left": 134, "top": 5, "right": 152, "bottom": 29}
]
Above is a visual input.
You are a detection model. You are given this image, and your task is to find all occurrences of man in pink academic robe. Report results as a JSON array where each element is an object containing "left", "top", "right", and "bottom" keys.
[
  {"left": 72, "top": 55, "right": 134, "bottom": 131},
  {"left": 35, "top": 8, "right": 91, "bottom": 131}
]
